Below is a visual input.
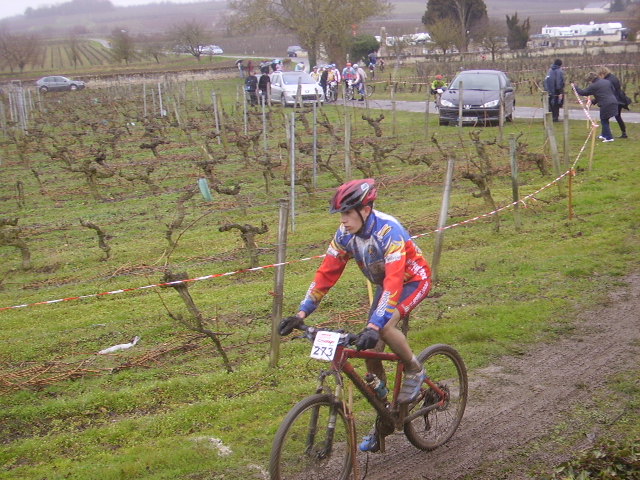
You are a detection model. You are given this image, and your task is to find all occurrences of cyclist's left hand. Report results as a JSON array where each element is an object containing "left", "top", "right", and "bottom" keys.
[{"left": 355, "top": 327, "right": 379, "bottom": 350}]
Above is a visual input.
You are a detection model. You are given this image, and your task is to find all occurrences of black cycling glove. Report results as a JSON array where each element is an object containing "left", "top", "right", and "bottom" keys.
[
  {"left": 355, "top": 327, "right": 380, "bottom": 351},
  {"left": 279, "top": 316, "right": 303, "bottom": 336}
]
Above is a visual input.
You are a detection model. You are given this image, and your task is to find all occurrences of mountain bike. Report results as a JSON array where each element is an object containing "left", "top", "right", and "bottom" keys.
[
  {"left": 344, "top": 80, "right": 374, "bottom": 101},
  {"left": 269, "top": 322, "right": 468, "bottom": 479},
  {"left": 325, "top": 81, "right": 339, "bottom": 103}
]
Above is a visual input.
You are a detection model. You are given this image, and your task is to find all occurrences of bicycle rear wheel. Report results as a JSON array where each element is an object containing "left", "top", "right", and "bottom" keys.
[
  {"left": 365, "top": 84, "right": 375, "bottom": 97},
  {"left": 269, "top": 393, "right": 353, "bottom": 480},
  {"left": 404, "top": 344, "right": 468, "bottom": 451}
]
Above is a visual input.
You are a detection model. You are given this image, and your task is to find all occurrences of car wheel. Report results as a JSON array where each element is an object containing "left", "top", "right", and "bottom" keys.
[
  {"left": 506, "top": 102, "right": 514, "bottom": 122},
  {"left": 39, "top": 86, "right": 48, "bottom": 93},
  {"left": 69, "top": 84, "right": 78, "bottom": 91},
  {"left": 439, "top": 118, "right": 447, "bottom": 126}
]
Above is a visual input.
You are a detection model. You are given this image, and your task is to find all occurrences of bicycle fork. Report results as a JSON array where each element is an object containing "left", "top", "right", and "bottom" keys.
[{"left": 307, "top": 371, "right": 344, "bottom": 459}]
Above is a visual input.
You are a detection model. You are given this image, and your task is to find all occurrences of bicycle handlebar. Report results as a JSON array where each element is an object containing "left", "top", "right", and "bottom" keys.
[{"left": 295, "top": 323, "right": 358, "bottom": 347}]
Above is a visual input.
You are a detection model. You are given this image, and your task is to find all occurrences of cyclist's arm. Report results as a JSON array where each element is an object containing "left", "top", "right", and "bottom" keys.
[{"left": 298, "top": 237, "right": 350, "bottom": 317}]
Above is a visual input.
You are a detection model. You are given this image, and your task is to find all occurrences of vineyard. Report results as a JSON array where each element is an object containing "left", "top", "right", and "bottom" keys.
[
  {"left": 0, "top": 52, "right": 638, "bottom": 479},
  {"left": 0, "top": 39, "right": 232, "bottom": 81}
]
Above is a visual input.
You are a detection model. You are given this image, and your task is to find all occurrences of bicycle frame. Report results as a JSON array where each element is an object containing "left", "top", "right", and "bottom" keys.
[{"left": 317, "top": 345, "right": 449, "bottom": 437}]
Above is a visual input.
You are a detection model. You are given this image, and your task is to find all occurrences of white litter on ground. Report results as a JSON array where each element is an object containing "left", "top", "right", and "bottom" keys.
[{"left": 98, "top": 336, "right": 140, "bottom": 354}]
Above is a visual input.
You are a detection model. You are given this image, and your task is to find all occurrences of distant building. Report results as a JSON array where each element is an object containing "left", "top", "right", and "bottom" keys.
[
  {"left": 560, "top": 2, "right": 611, "bottom": 14},
  {"left": 532, "top": 21, "right": 628, "bottom": 47}
]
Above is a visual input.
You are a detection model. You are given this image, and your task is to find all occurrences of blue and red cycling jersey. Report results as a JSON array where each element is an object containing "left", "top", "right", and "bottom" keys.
[{"left": 299, "top": 210, "right": 431, "bottom": 329}]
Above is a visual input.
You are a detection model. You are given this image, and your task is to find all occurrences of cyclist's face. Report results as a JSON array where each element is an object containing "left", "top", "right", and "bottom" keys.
[{"left": 340, "top": 206, "right": 371, "bottom": 234}]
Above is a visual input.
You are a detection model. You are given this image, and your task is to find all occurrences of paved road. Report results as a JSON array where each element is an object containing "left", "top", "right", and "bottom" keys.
[{"left": 348, "top": 98, "right": 640, "bottom": 124}]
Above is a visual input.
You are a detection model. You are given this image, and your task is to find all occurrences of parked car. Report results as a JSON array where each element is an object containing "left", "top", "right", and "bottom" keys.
[
  {"left": 36, "top": 76, "right": 85, "bottom": 93},
  {"left": 287, "top": 45, "right": 303, "bottom": 57},
  {"left": 202, "top": 45, "right": 224, "bottom": 55},
  {"left": 269, "top": 71, "right": 324, "bottom": 106},
  {"left": 437, "top": 70, "right": 515, "bottom": 126}
]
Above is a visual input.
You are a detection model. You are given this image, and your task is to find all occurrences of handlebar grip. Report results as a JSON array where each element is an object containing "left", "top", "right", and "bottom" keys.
[{"left": 279, "top": 316, "right": 304, "bottom": 336}]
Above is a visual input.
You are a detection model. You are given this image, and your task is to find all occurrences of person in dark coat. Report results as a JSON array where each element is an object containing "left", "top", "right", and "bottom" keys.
[
  {"left": 544, "top": 58, "right": 565, "bottom": 122},
  {"left": 597, "top": 66, "right": 628, "bottom": 138},
  {"left": 572, "top": 72, "right": 619, "bottom": 143}
]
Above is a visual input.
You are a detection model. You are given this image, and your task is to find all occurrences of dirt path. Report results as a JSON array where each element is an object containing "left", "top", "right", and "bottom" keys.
[{"left": 356, "top": 273, "right": 640, "bottom": 479}]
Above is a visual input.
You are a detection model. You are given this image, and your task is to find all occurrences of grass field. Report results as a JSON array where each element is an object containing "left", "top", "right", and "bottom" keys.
[{"left": 0, "top": 54, "right": 638, "bottom": 479}]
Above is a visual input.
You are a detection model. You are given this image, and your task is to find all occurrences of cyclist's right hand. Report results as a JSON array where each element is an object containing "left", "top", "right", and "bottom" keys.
[{"left": 279, "top": 316, "right": 304, "bottom": 336}]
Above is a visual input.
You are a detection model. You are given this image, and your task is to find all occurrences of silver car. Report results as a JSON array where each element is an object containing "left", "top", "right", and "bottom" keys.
[
  {"left": 36, "top": 76, "right": 86, "bottom": 93},
  {"left": 270, "top": 71, "right": 324, "bottom": 107}
]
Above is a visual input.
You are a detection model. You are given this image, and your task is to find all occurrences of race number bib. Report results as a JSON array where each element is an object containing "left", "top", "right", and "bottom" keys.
[{"left": 310, "top": 331, "right": 340, "bottom": 361}]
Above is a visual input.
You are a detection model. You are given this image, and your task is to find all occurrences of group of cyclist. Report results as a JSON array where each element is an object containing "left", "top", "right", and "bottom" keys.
[{"left": 307, "top": 62, "right": 370, "bottom": 102}]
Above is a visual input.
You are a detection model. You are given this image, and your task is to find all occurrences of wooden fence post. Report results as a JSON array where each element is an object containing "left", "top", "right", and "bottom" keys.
[
  {"left": 432, "top": 155, "right": 455, "bottom": 283},
  {"left": 270, "top": 198, "right": 290, "bottom": 368},
  {"left": 509, "top": 134, "right": 522, "bottom": 232},
  {"left": 544, "top": 112, "right": 564, "bottom": 195}
]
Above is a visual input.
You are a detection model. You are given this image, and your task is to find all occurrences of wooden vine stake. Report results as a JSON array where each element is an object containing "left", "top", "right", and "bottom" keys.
[{"left": 270, "top": 198, "right": 289, "bottom": 368}]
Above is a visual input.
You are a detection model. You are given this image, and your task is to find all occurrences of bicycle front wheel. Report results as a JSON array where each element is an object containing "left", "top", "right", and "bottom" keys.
[
  {"left": 269, "top": 393, "right": 353, "bottom": 480},
  {"left": 404, "top": 344, "right": 468, "bottom": 451}
]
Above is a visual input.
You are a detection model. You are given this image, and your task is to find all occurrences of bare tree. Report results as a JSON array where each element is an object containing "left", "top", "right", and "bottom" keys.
[
  {"left": 422, "top": 0, "right": 487, "bottom": 53},
  {"left": 427, "top": 18, "right": 460, "bottom": 55},
  {"left": 229, "top": 0, "right": 391, "bottom": 66},
  {"left": 140, "top": 36, "right": 165, "bottom": 64},
  {"left": 67, "top": 34, "right": 82, "bottom": 68},
  {"left": 0, "top": 31, "right": 42, "bottom": 73},
  {"left": 110, "top": 28, "right": 136, "bottom": 65},
  {"left": 476, "top": 19, "right": 507, "bottom": 61},
  {"left": 170, "top": 20, "right": 210, "bottom": 61}
]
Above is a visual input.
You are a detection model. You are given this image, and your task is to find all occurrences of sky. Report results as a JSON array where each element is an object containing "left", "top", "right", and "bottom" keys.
[{"left": 0, "top": 0, "right": 200, "bottom": 21}]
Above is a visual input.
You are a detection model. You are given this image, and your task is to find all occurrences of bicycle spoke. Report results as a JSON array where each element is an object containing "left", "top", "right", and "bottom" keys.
[
  {"left": 404, "top": 344, "right": 468, "bottom": 451},
  {"left": 270, "top": 394, "right": 352, "bottom": 480}
]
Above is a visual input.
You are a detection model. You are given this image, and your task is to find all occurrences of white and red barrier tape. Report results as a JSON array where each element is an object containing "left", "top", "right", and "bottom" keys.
[{"left": 0, "top": 93, "right": 599, "bottom": 313}]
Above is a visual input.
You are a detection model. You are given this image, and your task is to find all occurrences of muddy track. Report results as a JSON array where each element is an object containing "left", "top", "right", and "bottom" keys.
[{"left": 352, "top": 273, "right": 640, "bottom": 479}]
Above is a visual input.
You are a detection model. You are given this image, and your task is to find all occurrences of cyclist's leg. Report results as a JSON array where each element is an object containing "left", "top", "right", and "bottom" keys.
[{"left": 365, "top": 286, "right": 387, "bottom": 383}]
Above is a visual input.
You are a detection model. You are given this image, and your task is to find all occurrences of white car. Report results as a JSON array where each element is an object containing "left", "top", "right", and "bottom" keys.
[
  {"left": 270, "top": 71, "right": 324, "bottom": 106},
  {"left": 202, "top": 45, "right": 223, "bottom": 55}
]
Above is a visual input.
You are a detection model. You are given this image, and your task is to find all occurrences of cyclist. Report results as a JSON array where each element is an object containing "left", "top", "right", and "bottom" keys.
[
  {"left": 342, "top": 62, "right": 356, "bottom": 92},
  {"left": 354, "top": 63, "right": 368, "bottom": 101},
  {"left": 431, "top": 74, "right": 447, "bottom": 108},
  {"left": 279, "top": 179, "right": 432, "bottom": 452}
]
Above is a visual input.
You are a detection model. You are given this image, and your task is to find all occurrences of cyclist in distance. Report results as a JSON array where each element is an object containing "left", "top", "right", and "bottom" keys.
[{"left": 279, "top": 179, "right": 432, "bottom": 452}]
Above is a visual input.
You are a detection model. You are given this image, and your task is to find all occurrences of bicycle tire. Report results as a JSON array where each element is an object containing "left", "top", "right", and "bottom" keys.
[
  {"left": 365, "top": 84, "right": 375, "bottom": 97},
  {"left": 404, "top": 344, "right": 468, "bottom": 451},
  {"left": 269, "top": 393, "right": 353, "bottom": 480},
  {"left": 345, "top": 87, "right": 355, "bottom": 101}
]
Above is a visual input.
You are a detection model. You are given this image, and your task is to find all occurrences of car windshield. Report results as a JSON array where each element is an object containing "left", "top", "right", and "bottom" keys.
[
  {"left": 450, "top": 73, "right": 501, "bottom": 91},
  {"left": 282, "top": 73, "right": 316, "bottom": 85}
]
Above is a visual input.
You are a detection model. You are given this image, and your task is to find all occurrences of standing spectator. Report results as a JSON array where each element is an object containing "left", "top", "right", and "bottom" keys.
[
  {"left": 544, "top": 59, "right": 565, "bottom": 122},
  {"left": 319, "top": 66, "right": 329, "bottom": 98},
  {"left": 244, "top": 72, "right": 258, "bottom": 106},
  {"left": 597, "top": 66, "right": 629, "bottom": 138},
  {"left": 572, "top": 72, "right": 619, "bottom": 143},
  {"left": 258, "top": 70, "right": 271, "bottom": 105},
  {"left": 235, "top": 59, "right": 245, "bottom": 79},
  {"left": 246, "top": 60, "right": 254, "bottom": 76}
]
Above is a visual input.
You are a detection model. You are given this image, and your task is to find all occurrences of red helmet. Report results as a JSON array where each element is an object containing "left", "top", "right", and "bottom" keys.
[
  {"left": 346, "top": 62, "right": 352, "bottom": 67},
  {"left": 436, "top": 74, "right": 443, "bottom": 80},
  {"left": 330, "top": 179, "right": 377, "bottom": 213}
]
